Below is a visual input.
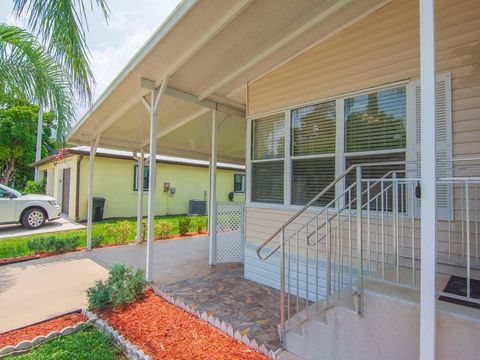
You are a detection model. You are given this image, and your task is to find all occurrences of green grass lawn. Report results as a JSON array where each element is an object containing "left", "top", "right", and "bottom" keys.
[
  {"left": 6, "top": 325, "right": 125, "bottom": 360},
  {"left": 0, "top": 215, "right": 207, "bottom": 260}
]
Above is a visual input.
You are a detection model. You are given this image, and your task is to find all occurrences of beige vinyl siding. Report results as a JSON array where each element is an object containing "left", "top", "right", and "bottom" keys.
[
  {"left": 248, "top": 0, "right": 480, "bottom": 161},
  {"left": 245, "top": 0, "right": 480, "bottom": 269}
]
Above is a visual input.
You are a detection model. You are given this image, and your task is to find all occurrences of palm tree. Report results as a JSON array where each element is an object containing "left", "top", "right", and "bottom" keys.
[
  {"left": 12, "top": 0, "right": 109, "bottom": 104},
  {"left": 8, "top": 0, "right": 109, "bottom": 180},
  {"left": 0, "top": 24, "right": 75, "bottom": 133}
]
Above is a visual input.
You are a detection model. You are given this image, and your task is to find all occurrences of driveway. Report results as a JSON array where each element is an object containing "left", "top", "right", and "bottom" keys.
[
  {"left": 0, "top": 216, "right": 85, "bottom": 240},
  {"left": 0, "top": 236, "right": 210, "bottom": 332}
]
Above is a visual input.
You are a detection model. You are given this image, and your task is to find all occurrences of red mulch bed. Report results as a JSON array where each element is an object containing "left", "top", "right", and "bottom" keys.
[
  {"left": 96, "top": 290, "right": 267, "bottom": 360},
  {"left": 0, "top": 312, "right": 86, "bottom": 348},
  {"left": 0, "top": 253, "right": 47, "bottom": 265}
]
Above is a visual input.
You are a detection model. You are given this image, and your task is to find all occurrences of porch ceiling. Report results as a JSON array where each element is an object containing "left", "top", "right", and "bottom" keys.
[{"left": 68, "top": 0, "right": 391, "bottom": 163}]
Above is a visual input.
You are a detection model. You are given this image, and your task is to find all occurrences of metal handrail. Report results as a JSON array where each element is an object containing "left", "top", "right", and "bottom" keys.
[
  {"left": 304, "top": 170, "right": 403, "bottom": 246},
  {"left": 256, "top": 161, "right": 407, "bottom": 260}
]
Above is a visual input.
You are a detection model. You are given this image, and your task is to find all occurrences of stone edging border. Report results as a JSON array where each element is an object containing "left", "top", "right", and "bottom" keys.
[
  {"left": 82, "top": 309, "right": 151, "bottom": 360},
  {"left": 153, "top": 287, "right": 282, "bottom": 359},
  {"left": 0, "top": 321, "right": 88, "bottom": 358}
]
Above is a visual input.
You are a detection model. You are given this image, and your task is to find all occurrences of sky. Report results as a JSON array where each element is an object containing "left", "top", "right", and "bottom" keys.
[{"left": 0, "top": 0, "right": 182, "bottom": 122}]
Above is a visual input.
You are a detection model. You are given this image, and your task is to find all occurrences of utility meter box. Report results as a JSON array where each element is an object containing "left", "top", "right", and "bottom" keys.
[{"left": 163, "top": 182, "right": 170, "bottom": 192}]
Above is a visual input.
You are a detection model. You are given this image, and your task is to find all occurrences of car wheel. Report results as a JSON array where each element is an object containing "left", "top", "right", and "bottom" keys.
[{"left": 22, "top": 208, "right": 46, "bottom": 229}]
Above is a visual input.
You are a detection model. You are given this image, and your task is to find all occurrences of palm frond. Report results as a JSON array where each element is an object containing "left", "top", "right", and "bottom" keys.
[
  {"left": 11, "top": 0, "right": 109, "bottom": 105},
  {"left": 0, "top": 23, "right": 75, "bottom": 142}
]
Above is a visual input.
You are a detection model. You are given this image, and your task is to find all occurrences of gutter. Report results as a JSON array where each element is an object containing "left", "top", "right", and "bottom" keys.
[{"left": 75, "top": 155, "right": 83, "bottom": 220}]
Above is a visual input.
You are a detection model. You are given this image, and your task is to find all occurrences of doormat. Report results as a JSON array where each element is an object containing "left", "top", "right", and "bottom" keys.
[{"left": 439, "top": 275, "right": 480, "bottom": 310}]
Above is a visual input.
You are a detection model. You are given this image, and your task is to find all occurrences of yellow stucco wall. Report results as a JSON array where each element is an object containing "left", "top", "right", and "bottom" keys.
[
  {"left": 38, "top": 156, "right": 78, "bottom": 218},
  {"left": 40, "top": 154, "right": 244, "bottom": 221}
]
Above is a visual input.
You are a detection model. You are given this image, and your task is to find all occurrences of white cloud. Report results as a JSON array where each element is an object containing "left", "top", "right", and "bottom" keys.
[
  {"left": 74, "top": 0, "right": 181, "bottom": 120},
  {"left": 0, "top": 0, "right": 182, "bottom": 121}
]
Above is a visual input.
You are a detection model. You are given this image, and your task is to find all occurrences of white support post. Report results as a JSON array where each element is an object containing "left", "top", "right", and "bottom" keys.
[
  {"left": 86, "top": 135, "right": 101, "bottom": 250},
  {"left": 136, "top": 148, "right": 145, "bottom": 243},
  {"left": 145, "top": 78, "right": 169, "bottom": 282},
  {"left": 208, "top": 109, "right": 218, "bottom": 266},
  {"left": 419, "top": 0, "right": 437, "bottom": 359}
]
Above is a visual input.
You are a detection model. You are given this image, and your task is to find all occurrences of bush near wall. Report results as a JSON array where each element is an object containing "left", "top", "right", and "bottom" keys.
[
  {"left": 154, "top": 220, "right": 172, "bottom": 239},
  {"left": 104, "top": 221, "right": 133, "bottom": 244},
  {"left": 26, "top": 235, "right": 80, "bottom": 254}
]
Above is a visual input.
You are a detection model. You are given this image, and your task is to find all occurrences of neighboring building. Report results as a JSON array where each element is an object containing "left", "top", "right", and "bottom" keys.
[
  {"left": 34, "top": 147, "right": 245, "bottom": 221},
  {"left": 67, "top": 1, "right": 480, "bottom": 359}
]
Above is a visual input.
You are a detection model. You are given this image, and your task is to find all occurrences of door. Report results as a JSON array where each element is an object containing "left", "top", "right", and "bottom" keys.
[
  {"left": 61, "top": 168, "right": 71, "bottom": 214},
  {"left": 0, "top": 187, "right": 17, "bottom": 222}
]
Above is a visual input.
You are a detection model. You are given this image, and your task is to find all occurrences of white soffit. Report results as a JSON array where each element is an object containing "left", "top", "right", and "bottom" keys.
[{"left": 68, "top": 0, "right": 391, "bottom": 163}]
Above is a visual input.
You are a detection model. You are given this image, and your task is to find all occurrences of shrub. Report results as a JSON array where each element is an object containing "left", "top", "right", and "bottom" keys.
[
  {"left": 87, "top": 280, "right": 111, "bottom": 310},
  {"left": 141, "top": 218, "right": 148, "bottom": 242},
  {"left": 23, "top": 179, "right": 46, "bottom": 194},
  {"left": 92, "top": 235, "right": 104, "bottom": 248},
  {"left": 104, "top": 221, "right": 133, "bottom": 244},
  {"left": 87, "top": 264, "right": 147, "bottom": 310},
  {"left": 193, "top": 217, "right": 207, "bottom": 233},
  {"left": 26, "top": 235, "right": 80, "bottom": 254},
  {"left": 154, "top": 220, "right": 172, "bottom": 239},
  {"left": 178, "top": 217, "right": 191, "bottom": 236}
]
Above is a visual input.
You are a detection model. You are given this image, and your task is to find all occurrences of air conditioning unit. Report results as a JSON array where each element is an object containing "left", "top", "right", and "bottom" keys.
[{"left": 189, "top": 200, "right": 207, "bottom": 215}]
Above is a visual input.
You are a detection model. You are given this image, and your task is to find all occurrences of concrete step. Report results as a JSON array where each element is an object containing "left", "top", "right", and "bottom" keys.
[{"left": 276, "top": 350, "right": 304, "bottom": 360}]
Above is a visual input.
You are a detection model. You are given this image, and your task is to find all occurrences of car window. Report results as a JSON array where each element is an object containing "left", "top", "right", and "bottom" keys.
[
  {"left": 0, "top": 188, "right": 10, "bottom": 198},
  {"left": 0, "top": 184, "right": 21, "bottom": 197}
]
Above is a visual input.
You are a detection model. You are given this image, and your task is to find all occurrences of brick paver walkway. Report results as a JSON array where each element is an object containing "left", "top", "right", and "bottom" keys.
[{"left": 161, "top": 265, "right": 281, "bottom": 352}]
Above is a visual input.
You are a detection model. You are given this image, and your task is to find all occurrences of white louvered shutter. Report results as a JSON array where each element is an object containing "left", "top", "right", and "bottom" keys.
[{"left": 407, "top": 73, "right": 453, "bottom": 220}]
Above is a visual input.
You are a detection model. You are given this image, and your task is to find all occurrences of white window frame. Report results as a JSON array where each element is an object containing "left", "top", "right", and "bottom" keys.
[
  {"left": 234, "top": 173, "right": 246, "bottom": 193},
  {"left": 249, "top": 114, "right": 286, "bottom": 205},
  {"left": 246, "top": 80, "right": 411, "bottom": 210},
  {"left": 133, "top": 164, "right": 149, "bottom": 192}
]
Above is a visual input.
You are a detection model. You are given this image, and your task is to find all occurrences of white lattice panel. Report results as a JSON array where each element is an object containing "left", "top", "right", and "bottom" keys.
[{"left": 215, "top": 203, "right": 244, "bottom": 264}]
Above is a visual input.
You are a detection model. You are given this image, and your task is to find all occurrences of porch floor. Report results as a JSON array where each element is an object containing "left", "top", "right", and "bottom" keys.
[{"left": 160, "top": 264, "right": 282, "bottom": 352}]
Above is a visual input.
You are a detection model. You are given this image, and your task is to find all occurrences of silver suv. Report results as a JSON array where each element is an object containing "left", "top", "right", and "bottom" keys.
[{"left": 0, "top": 184, "right": 61, "bottom": 229}]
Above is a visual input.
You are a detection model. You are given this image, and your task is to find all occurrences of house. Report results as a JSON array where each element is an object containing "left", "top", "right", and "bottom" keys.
[
  {"left": 66, "top": 0, "right": 480, "bottom": 359},
  {"left": 33, "top": 146, "right": 245, "bottom": 221}
]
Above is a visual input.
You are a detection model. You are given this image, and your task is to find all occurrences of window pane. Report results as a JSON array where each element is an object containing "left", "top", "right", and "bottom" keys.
[
  {"left": 292, "top": 157, "right": 335, "bottom": 206},
  {"left": 252, "top": 113, "right": 285, "bottom": 160},
  {"left": 346, "top": 153, "right": 405, "bottom": 211},
  {"left": 252, "top": 161, "right": 284, "bottom": 203},
  {"left": 345, "top": 87, "right": 406, "bottom": 153},
  {"left": 291, "top": 100, "right": 336, "bottom": 156},
  {"left": 134, "top": 165, "right": 149, "bottom": 191},
  {"left": 234, "top": 174, "right": 245, "bottom": 193}
]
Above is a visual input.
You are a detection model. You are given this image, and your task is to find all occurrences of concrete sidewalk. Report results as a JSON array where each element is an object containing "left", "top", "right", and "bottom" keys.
[
  {"left": 0, "top": 216, "right": 85, "bottom": 240},
  {"left": 0, "top": 254, "right": 108, "bottom": 332},
  {"left": 0, "top": 236, "right": 210, "bottom": 332},
  {"left": 89, "top": 235, "right": 212, "bottom": 286}
]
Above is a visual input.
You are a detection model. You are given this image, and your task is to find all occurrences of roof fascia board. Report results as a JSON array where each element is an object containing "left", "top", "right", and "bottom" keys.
[{"left": 36, "top": 148, "right": 244, "bottom": 170}]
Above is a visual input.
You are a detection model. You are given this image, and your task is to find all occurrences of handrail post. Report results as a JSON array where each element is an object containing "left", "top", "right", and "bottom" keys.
[
  {"left": 356, "top": 166, "right": 364, "bottom": 315},
  {"left": 392, "top": 172, "right": 399, "bottom": 283},
  {"left": 279, "top": 229, "right": 286, "bottom": 342}
]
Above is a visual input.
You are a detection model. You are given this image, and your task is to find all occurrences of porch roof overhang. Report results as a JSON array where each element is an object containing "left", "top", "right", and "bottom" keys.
[{"left": 67, "top": 0, "right": 392, "bottom": 164}]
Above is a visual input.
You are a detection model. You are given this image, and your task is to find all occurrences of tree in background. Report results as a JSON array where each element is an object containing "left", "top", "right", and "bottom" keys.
[
  {"left": 0, "top": 98, "right": 54, "bottom": 189},
  {"left": 2, "top": 1, "right": 109, "bottom": 180}
]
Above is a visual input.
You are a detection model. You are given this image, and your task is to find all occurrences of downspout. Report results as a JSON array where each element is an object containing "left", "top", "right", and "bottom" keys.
[{"left": 76, "top": 155, "right": 83, "bottom": 221}]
